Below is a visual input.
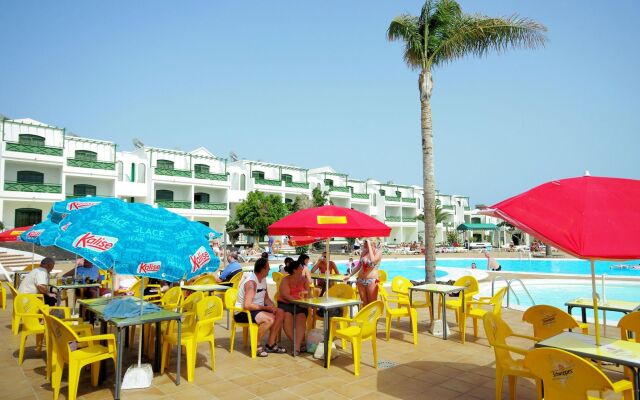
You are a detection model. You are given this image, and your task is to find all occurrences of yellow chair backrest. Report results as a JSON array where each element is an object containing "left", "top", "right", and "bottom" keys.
[
  {"left": 486, "top": 287, "right": 508, "bottom": 316},
  {"left": 328, "top": 283, "right": 355, "bottom": 300},
  {"left": 453, "top": 275, "right": 479, "bottom": 298},
  {"left": 194, "top": 296, "right": 224, "bottom": 338},
  {"left": 391, "top": 276, "right": 412, "bottom": 295},
  {"left": 224, "top": 288, "right": 240, "bottom": 311},
  {"left": 618, "top": 311, "right": 640, "bottom": 342},
  {"left": 525, "top": 347, "right": 623, "bottom": 400},
  {"left": 5, "top": 281, "right": 19, "bottom": 298},
  {"left": 522, "top": 304, "right": 581, "bottom": 339},
  {"left": 128, "top": 277, "right": 147, "bottom": 296},
  {"left": 229, "top": 272, "right": 244, "bottom": 289},
  {"left": 354, "top": 301, "right": 383, "bottom": 339},
  {"left": 483, "top": 312, "right": 520, "bottom": 364},
  {"left": 47, "top": 313, "right": 80, "bottom": 362},
  {"left": 181, "top": 291, "right": 204, "bottom": 312},
  {"left": 15, "top": 294, "right": 45, "bottom": 331},
  {"left": 272, "top": 272, "right": 284, "bottom": 292},
  {"left": 161, "top": 286, "right": 183, "bottom": 310},
  {"left": 192, "top": 274, "right": 217, "bottom": 285},
  {"left": 378, "top": 286, "right": 396, "bottom": 310},
  {"left": 378, "top": 270, "right": 388, "bottom": 284}
]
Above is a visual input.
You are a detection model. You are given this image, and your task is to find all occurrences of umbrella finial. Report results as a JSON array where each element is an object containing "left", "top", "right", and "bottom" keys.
[{"left": 584, "top": 170, "right": 591, "bottom": 176}]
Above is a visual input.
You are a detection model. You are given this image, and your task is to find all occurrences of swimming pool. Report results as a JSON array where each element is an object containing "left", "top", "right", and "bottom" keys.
[{"left": 482, "top": 279, "right": 640, "bottom": 325}]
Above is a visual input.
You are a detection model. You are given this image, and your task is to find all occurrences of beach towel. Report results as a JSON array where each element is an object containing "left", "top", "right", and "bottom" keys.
[{"left": 102, "top": 297, "right": 161, "bottom": 320}]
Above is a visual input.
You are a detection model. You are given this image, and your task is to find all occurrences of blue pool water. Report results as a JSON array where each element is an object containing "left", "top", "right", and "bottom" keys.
[{"left": 491, "top": 280, "right": 640, "bottom": 324}]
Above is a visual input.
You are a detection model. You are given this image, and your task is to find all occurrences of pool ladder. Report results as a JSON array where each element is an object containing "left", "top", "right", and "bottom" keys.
[{"left": 491, "top": 275, "right": 536, "bottom": 308}]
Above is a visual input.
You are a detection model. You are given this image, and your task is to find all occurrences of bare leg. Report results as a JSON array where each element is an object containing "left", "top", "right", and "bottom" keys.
[
  {"left": 294, "top": 312, "right": 306, "bottom": 351},
  {"left": 282, "top": 312, "right": 294, "bottom": 341},
  {"left": 357, "top": 283, "right": 368, "bottom": 306},
  {"left": 255, "top": 312, "right": 274, "bottom": 345},
  {"left": 365, "top": 283, "right": 379, "bottom": 306},
  {"left": 267, "top": 308, "right": 285, "bottom": 347}
]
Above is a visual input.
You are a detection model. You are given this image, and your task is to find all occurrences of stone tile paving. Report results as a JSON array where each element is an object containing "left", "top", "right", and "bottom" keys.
[{"left": 1, "top": 294, "right": 627, "bottom": 399}]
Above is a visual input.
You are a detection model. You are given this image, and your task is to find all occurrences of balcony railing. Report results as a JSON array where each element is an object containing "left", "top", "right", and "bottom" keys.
[
  {"left": 285, "top": 181, "right": 309, "bottom": 189},
  {"left": 254, "top": 178, "right": 282, "bottom": 186},
  {"left": 155, "top": 168, "right": 192, "bottom": 177},
  {"left": 194, "top": 171, "right": 228, "bottom": 181},
  {"left": 351, "top": 193, "right": 370, "bottom": 199},
  {"left": 67, "top": 158, "right": 116, "bottom": 170},
  {"left": 402, "top": 197, "right": 416, "bottom": 203},
  {"left": 442, "top": 205, "right": 455, "bottom": 210},
  {"left": 156, "top": 200, "right": 192, "bottom": 209},
  {"left": 329, "top": 186, "right": 350, "bottom": 193},
  {"left": 66, "top": 194, "right": 109, "bottom": 199},
  {"left": 385, "top": 216, "right": 402, "bottom": 222},
  {"left": 464, "top": 206, "right": 471, "bottom": 211},
  {"left": 385, "top": 196, "right": 401, "bottom": 202},
  {"left": 402, "top": 216, "right": 417, "bottom": 222},
  {"left": 5, "top": 142, "right": 64, "bottom": 156},
  {"left": 5, "top": 181, "right": 62, "bottom": 193},
  {"left": 195, "top": 202, "right": 227, "bottom": 210}
]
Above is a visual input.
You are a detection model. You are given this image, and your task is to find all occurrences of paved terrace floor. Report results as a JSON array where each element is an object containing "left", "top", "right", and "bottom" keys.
[{"left": 1, "top": 294, "right": 628, "bottom": 400}]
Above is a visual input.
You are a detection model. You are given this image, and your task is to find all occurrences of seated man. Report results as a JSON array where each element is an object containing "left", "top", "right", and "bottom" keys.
[
  {"left": 235, "top": 257, "right": 286, "bottom": 356},
  {"left": 215, "top": 251, "right": 243, "bottom": 283},
  {"left": 64, "top": 258, "right": 101, "bottom": 298},
  {"left": 310, "top": 252, "right": 340, "bottom": 296},
  {"left": 18, "top": 257, "right": 58, "bottom": 306}
]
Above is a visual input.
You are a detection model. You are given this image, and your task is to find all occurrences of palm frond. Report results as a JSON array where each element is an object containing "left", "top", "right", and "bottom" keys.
[
  {"left": 428, "top": 14, "right": 547, "bottom": 67},
  {"left": 387, "top": 15, "right": 425, "bottom": 70}
]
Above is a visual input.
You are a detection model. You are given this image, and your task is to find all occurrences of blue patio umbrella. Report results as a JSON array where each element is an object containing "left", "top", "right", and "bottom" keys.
[
  {"left": 20, "top": 219, "right": 62, "bottom": 247},
  {"left": 54, "top": 201, "right": 221, "bottom": 281},
  {"left": 49, "top": 196, "right": 121, "bottom": 223}
]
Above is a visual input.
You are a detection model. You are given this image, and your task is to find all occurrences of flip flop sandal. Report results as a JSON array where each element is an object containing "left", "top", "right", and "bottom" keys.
[
  {"left": 265, "top": 344, "right": 287, "bottom": 354},
  {"left": 256, "top": 346, "right": 269, "bottom": 357}
]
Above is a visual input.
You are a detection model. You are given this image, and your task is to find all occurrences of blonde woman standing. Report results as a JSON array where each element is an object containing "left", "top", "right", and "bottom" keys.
[{"left": 343, "top": 239, "right": 383, "bottom": 306}]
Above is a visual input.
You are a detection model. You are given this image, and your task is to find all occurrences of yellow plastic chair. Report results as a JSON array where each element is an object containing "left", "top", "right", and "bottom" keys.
[
  {"left": 1, "top": 282, "right": 6, "bottom": 310},
  {"left": 161, "top": 295, "right": 223, "bottom": 381},
  {"left": 225, "top": 288, "right": 258, "bottom": 358},
  {"left": 327, "top": 300, "right": 383, "bottom": 376},
  {"left": 11, "top": 288, "right": 44, "bottom": 335},
  {"left": 117, "top": 277, "right": 162, "bottom": 302},
  {"left": 378, "top": 269, "right": 388, "bottom": 284},
  {"left": 525, "top": 347, "right": 633, "bottom": 400},
  {"left": 229, "top": 272, "right": 244, "bottom": 289},
  {"left": 618, "top": 311, "right": 640, "bottom": 342},
  {"left": 309, "top": 283, "right": 355, "bottom": 329},
  {"left": 45, "top": 314, "right": 117, "bottom": 400},
  {"left": 389, "top": 276, "right": 433, "bottom": 322},
  {"left": 192, "top": 274, "right": 217, "bottom": 286},
  {"left": 378, "top": 285, "right": 417, "bottom": 345},
  {"left": 467, "top": 287, "right": 507, "bottom": 338},
  {"left": 445, "top": 275, "right": 479, "bottom": 323},
  {"left": 522, "top": 304, "right": 589, "bottom": 339},
  {"left": 272, "top": 271, "right": 284, "bottom": 293},
  {"left": 144, "top": 286, "right": 183, "bottom": 355},
  {"left": 482, "top": 312, "right": 542, "bottom": 400},
  {"left": 97, "top": 269, "right": 111, "bottom": 291}
]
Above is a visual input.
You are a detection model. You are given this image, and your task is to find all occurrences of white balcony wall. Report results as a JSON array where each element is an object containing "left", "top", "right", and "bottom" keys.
[
  {"left": 2, "top": 120, "right": 64, "bottom": 147},
  {"left": 149, "top": 151, "right": 191, "bottom": 170},
  {"left": 3, "top": 162, "right": 62, "bottom": 184},
  {"left": 65, "top": 138, "right": 115, "bottom": 161},
  {"left": 2, "top": 200, "right": 53, "bottom": 229},
  {"left": 154, "top": 183, "right": 191, "bottom": 201},
  {"left": 65, "top": 176, "right": 115, "bottom": 197},
  {"left": 193, "top": 187, "right": 227, "bottom": 203}
]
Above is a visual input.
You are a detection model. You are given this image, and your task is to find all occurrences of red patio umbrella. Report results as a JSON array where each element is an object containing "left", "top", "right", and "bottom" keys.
[
  {"left": 0, "top": 226, "right": 33, "bottom": 242},
  {"left": 481, "top": 175, "right": 640, "bottom": 345},
  {"left": 269, "top": 205, "right": 391, "bottom": 298},
  {"left": 288, "top": 236, "right": 324, "bottom": 247}
]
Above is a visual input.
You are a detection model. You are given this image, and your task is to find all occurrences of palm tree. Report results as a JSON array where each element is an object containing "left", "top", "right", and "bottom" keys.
[{"left": 388, "top": 0, "right": 546, "bottom": 282}]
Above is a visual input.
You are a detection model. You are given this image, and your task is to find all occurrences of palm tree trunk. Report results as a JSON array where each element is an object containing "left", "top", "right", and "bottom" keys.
[{"left": 420, "top": 69, "right": 436, "bottom": 283}]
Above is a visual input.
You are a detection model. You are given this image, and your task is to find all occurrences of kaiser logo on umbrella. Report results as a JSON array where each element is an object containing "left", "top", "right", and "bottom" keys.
[
  {"left": 67, "top": 201, "right": 101, "bottom": 211},
  {"left": 189, "top": 245, "right": 211, "bottom": 273},
  {"left": 73, "top": 232, "right": 118, "bottom": 252},
  {"left": 137, "top": 261, "right": 161, "bottom": 274}
]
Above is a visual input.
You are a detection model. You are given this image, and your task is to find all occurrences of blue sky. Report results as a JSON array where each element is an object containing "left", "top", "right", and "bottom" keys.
[{"left": 1, "top": 1, "right": 638, "bottom": 205}]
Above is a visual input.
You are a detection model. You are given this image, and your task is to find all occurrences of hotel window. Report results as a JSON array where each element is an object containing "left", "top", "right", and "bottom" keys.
[
  {"left": 347, "top": 185, "right": 354, "bottom": 193},
  {"left": 18, "top": 134, "right": 45, "bottom": 146},
  {"left": 155, "top": 190, "right": 174, "bottom": 201},
  {"left": 194, "top": 192, "right": 210, "bottom": 203},
  {"left": 157, "top": 159, "right": 174, "bottom": 169},
  {"left": 324, "top": 179, "right": 334, "bottom": 187},
  {"left": 195, "top": 163, "right": 210, "bottom": 173},
  {"left": 74, "top": 150, "right": 97, "bottom": 161},
  {"left": 282, "top": 174, "right": 292, "bottom": 183},
  {"left": 396, "top": 191, "right": 402, "bottom": 197},
  {"left": 73, "top": 184, "right": 97, "bottom": 197},
  {"left": 197, "top": 221, "right": 210, "bottom": 227},
  {"left": 17, "top": 171, "right": 44, "bottom": 184},
  {"left": 252, "top": 171, "right": 265, "bottom": 179},
  {"left": 15, "top": 208, "right": 42, "bottom": 228},
  {"left": 379, "top": 189, "right": 386, "bottom": 196}
]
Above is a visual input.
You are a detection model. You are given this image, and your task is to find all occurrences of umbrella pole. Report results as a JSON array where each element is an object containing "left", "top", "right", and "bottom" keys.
[
  {"left": 325, "top": 238, "right": 330, "bottom": 299},
  {"left": 138, "top": 279, "right": 144, "bottom": 367},
  {"left": 590, "top": 260, "right": 601, "bottom": 346},
  {"left": 31, "top": 243, "right": 35, "bottom": 266}
]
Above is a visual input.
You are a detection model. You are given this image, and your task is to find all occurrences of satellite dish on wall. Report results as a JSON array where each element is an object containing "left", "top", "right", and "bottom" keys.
[
  {"left": 133, "top": 138, "right": 145, "bottom": 149},
  {"left": 229, "top": 151, "right": 239, "bottom": 162}
]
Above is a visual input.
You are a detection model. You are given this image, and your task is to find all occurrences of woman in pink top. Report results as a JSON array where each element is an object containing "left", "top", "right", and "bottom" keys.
[
  {"left": 344, "top": 239, "right": 383, "bottom": 306},
  {"left": 278, "top": 260, "right": 310, "bottom": 355}
]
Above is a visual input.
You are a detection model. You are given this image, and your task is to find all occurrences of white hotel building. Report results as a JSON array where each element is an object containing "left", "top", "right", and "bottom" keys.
[{"left": 0, "top": 116, "right": 472, "bottom": 244}]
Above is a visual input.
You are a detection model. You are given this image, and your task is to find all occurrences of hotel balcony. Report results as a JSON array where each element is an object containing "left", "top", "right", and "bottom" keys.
[
  {"left": 4, "top": 181, "right": 62, "bottom": 194},
  {"left": 65, "top": 193, "right": 110, "bottom": 199},
  {"left": 284, "top": 181, "right": 309, "bottom": 189},
  {"left": 351, "top": 192, "right": 370, "bottom": 199},
  {"left": 5, "top": 142, "right": 64, "bottom": 156},
  {"left": 254, "top": 177, "right": 282, "bottom": 187},
  {"left": 194, "top": 202, "right": 227, "bottom": 210},
  {"left": 67, "top": 158, "right": 116, "bottom": 170},
  {"left": 402, "top": 197, "right": 416, "bottom": 203},
  {"left": 155, "top": 200, "right": 192, "bottom": 209},
  {"left": 385, "top": 216, "right": 402, "bottom": 223},
  {"left": 385, "top": 196, "right": 402, "bottom": 203},
  {"left": 194, "top": 171, "right": 228, "bottom": 182},
  {"left": 154, "top": 167, "right": 192, "bottom": 178}
]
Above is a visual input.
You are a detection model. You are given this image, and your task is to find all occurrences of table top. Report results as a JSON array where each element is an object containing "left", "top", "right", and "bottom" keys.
[
  {"left": 79, "top": 297, "right": 181, "bottom": 327},
  {"left": 410, "top": 284, "right": 466, "bottom": 294},
  {"left": 182, "top": 284, "right": 230, "bottom": 292},
  {"left": 50, "top": 283, "right": 101, "bottom": 290},
  {"left": 289, "top": 296, "right": 361, "bottom": 309},
  {"left": 565, "top": 297, "right": 640, "bottom": 313},
  {"left": 536, "top": 331, "right": 640, "bottom": 368},
  {"left": 310, "top": 273, "right": 349, "bottom": 282}
]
